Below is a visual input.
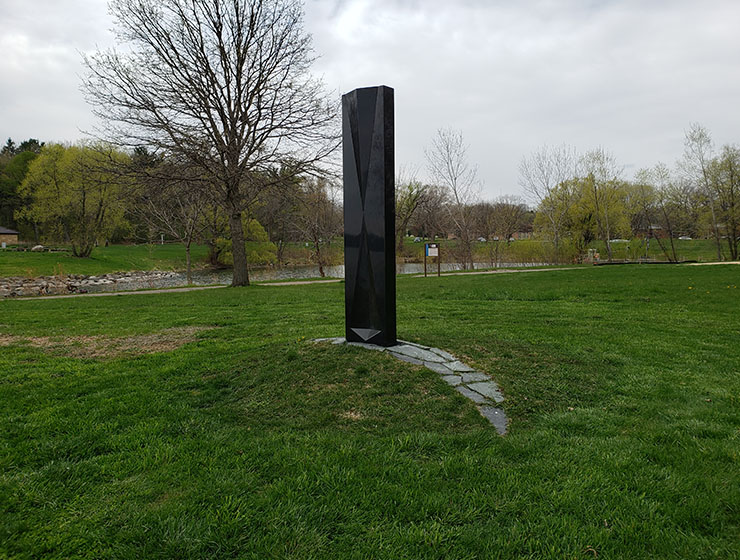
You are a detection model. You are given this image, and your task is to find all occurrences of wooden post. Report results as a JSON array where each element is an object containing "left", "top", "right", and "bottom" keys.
[{"left": 424, "top": 243, "right": 428, "bottom": 277}]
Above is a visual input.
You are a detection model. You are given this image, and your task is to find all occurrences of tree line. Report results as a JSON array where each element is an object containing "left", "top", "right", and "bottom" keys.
[
  {"left": 519, "top": 123, "right": 740, "bottom": 263},
  {"left": 2, "top": 119, "right": 736, "bottom": 285},
  {"left": 0, "top": 140, "right": 344, "bottom": 280}
]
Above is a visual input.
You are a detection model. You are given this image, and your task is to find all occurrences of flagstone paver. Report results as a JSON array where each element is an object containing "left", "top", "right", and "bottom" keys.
[
  {"left": 467, "top": 381, "right": 505, "bottom": 403},
  {"left": 314, "top": 337, "right": 508, "bottom": 435},
  {"left": 442, "top": 375, "right": 463, "bottom": 386}
]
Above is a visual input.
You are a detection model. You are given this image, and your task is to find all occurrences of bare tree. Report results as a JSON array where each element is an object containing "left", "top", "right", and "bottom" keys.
[
  {"left": 133, "top": 159, "right": 208, "bottom": 283},
  {"left": 83, "top": 0, "right": 338, "bottom": 286},
  {"left": 254, "top": 172, "right": 301, "bottom": 266},
  {"left": 425, "top": 128, "right": 480, "bottom": 269},
  {"left": 519, "top": 144, "right": 579, "bottom": 263},
  {"left": 681, "top": 123, "right": 722, "bottom": 260},
  {"left": 395, "top": 167, "right": 428, "bottom": 253},
  {"left": 294, "top": 178, "right": 342, "bottom": 277},
  {"left": 478, "top": 196, "right": 528, "bottom": 267},
  {"left": 635, "top": 164, "right": 680, "bottom": 262},
  {"left": 411, "top": 184, "right": 449, "bottom": 241}
]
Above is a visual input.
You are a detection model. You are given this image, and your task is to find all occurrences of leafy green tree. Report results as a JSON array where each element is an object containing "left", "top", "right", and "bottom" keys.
[
  {"left": 0, "top": 151, "right": 38, "bottom": 229},
  {"left": 1, "top": 138, "right": 44, "bottom": 161},
  {"left": 1, "top": 138, "right": 16, "bottom": 159},
  {"left": 580, "top": 148, "right": 629, "bottom": 261},
  {"left": 708, "top": 145, "right": 740, "bottom": 260},
  {"left": 214, "top": 219, "right": 277, "bottom": 268},
  {"left": 252, "top": 169, "right": 303, "bottom": 267},
  {"left": 16, "top": 139, "right": 44, "bottom": 154},
  {"left": 535, "top": 175, "right": 632, "bottom": 262},
  {"left": 17, "top": 144, "right": 129, "bottom": 257},
  {"left": 395, "top": 178, "right": 428, "bottom": 251}
]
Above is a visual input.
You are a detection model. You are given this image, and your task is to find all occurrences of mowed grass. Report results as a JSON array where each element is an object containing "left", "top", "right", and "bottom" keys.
[
  {"left": 590, "top": 238, "right": 728, "bottom": 262},
  {"left": 0, "top": 244, "right": 210, "bottom": 278},
  {"left": 0, "top": 266, "right": 739, "bottom": 559}
]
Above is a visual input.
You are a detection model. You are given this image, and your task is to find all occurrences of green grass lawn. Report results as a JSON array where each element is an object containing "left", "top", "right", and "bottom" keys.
[
  {"left": 590, "top": 238, "right": 727, "bottom": 262},
  {"left": 0, "top": 244, "right": 210, "bottom": 278},
  {"left": 1, "top": 266, "right": 738, "bottom": 558}
]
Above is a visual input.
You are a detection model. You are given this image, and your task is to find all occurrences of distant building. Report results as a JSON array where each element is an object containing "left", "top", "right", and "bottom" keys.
[
  {"left": 0, "top": 227, "right": 19, "bottom": 245},
  {"left": 511, "top": 231, "right": 532, "bottom": 240}
]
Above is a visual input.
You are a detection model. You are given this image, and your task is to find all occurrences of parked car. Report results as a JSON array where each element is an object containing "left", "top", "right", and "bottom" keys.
[{"left": 678, "top": 236, "right": 692, "bottom": 240}]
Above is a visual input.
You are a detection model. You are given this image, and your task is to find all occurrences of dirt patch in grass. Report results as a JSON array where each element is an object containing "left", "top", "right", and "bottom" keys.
[
  {"left": 0, "top": 326, "right": 214, "bottom": 359},
  {"left": 340, "top": 410, "right": 363, "bottom": 421}
]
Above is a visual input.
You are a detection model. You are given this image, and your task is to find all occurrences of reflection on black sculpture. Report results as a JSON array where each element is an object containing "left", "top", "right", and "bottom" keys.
[{"left": 343, "top": 85, "right": 397, "bottom": 347}]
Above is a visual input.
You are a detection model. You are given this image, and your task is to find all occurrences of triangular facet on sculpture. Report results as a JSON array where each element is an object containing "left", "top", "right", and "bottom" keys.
[
  {"left": 356, "top": 87, "right": 378, "bottom": 208},
  {"left": 350, "top": 328, "right": 381, "bottom": 342}
]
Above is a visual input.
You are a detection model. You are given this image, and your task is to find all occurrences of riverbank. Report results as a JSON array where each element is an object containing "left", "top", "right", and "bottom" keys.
[{"left": 0, "top": 270, "right": 185, "bottom": 298}]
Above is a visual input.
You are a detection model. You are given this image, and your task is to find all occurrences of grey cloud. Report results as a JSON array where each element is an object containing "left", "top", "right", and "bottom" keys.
[{"left": 2, "top": 0, "right": 739, "bottom": 198}]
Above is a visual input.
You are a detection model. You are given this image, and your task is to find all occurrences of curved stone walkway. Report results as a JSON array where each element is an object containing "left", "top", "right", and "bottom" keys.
[{"left": 315, "top": 337, "right": 508, "bottom": 435}]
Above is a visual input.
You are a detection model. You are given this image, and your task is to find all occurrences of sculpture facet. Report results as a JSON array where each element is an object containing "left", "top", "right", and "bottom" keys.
[{"left": 343, "top": 86, "right": 396, "bottom": 347}]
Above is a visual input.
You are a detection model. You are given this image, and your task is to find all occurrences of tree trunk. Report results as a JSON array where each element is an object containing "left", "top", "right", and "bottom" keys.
[
  {"left": 185, "top": 242, "right": 192, "bottom": 285},
  {"left": 73, "top": 242, "right": 93, "bottom": 258},
  {"left": 229, "top": 212, "right": 250, "bottom": 286},
  {"left": 276, "top": 240, "right": 285, "bottom": 267},
  {"left": 397, "top": 235, "right": 405, "bottom": 253},
  {"left": 709, "top": 203, "right": 722, "bottom": 261},
  {"left": 313, "top": 238, "right": 325, "bottom": 277},
  {"left": 667, "top": 231, "right": 677, "bottom": 262}
]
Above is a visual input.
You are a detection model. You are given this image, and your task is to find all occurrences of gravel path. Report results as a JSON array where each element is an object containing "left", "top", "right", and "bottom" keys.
[
  {"left": 1, "top": 285, "right": 228, "bottom": 301},
  {"left": 686, "top": 261, "right": 740, "bottom": 266},
  {"left": 259, "top": 279, "right": 342, "bottom": 286},
  {"left": 414, "top": 266, "right": 581, "bottom": 277}
]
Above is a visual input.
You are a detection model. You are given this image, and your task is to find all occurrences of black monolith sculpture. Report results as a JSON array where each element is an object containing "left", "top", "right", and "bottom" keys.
[{"left": 343, "top": 85, "right": 396, "bottom": 347}]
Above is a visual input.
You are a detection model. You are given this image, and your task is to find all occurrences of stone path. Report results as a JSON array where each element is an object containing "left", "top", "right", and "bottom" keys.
[
  {"left": 315, "top": 337, "right": 508, "bottom": 435},
  {"left": 260, "top": 279, "right": 342, "bottom": 286},
  {"left": 414, "top": 266, "right": 580, "bottom": 278},
  {"left": 686, "top": 261, "right": 740, "bottom": 266}
]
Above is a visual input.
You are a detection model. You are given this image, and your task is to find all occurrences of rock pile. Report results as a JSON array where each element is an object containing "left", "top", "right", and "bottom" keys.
[{"left": 0, "top": 270, "right": 181, "bottom": 298}]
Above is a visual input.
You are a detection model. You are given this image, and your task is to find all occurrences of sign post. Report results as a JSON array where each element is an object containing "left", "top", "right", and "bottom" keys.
[{"left": 425, "top": 243, "right": 440, "bottom": 277}]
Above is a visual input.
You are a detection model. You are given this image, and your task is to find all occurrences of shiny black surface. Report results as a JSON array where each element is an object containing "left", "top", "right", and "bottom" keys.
[{"left": 342, "top": 85, "right": 396, "bottom": 346}]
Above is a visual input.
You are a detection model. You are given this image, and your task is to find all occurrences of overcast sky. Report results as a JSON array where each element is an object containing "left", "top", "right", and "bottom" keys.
[{"left": 2, "top": 0, "right": 739, "bottom": 200}]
